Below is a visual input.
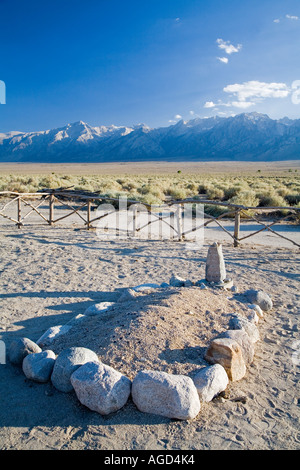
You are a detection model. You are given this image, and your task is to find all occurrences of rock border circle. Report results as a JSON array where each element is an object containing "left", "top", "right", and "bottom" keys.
[{"left": 7, "top": 244, "right": 273, "bottom": 421}]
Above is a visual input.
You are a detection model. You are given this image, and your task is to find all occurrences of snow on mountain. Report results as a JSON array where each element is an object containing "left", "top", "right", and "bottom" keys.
[
  {"left": 0, "top": 113, "right": 299, "bottom": 162},
  {"left": 0, "top": 131, "right": 25, "bottom": 145}
]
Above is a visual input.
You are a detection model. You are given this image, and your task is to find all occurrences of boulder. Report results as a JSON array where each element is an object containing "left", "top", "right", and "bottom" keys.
[
  {"left": 229, "top": 314, "right": 260, "bottom": 343},
  {"left": 131, "top": 369, "right": 200, "bottom": 420},
  {"left": 51, "top": 347, "right": 99, "bottom": 392},
  {"left": 84, "top": 302, "right": 115, "bottom": 316},
  {"left": 245, "top": 289, "right": 273, "bottom": 311},
  {"left": 71, "top": 361, "right": 131, "bottom": 415},
  {"left": 37, "top": 325, "right": 72, "bottom": 348},
  {"left": 205, "top": 337, "right": 246, "bottom": 382},
  {"left": 8, "top": 337, "right": 41, "bottom": 365},
  {"left": 66, "top": 314, "right": 88, "bottom": 326},
  {"left": 193, "top": 364, "right": 229, "bottom": 402},
  {"left": 220, "top": 329, "right": 255, "bottom": 365},
  {"left": 205, "top": 243, "right": 226, "bottom": 283},
  {"left": 22, "top": 350, "right": 56, "bottom": 383}
]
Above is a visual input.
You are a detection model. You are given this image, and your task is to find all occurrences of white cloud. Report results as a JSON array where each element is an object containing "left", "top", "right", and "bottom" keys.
[
  {"left": 189, "top": 110, "right": 201, "bottom": 118},
  {"left": 286, "top": 14, "right": 299, "bottom": 20},
  {"left": 175, "top": 114, "right": 182, "bottom": 119},
  {"left": 212, "top": 99, "right": 254, "bottom": 109},
  {"left": 230, "top": 101, "right": 255, "bottom": 109},
  {"left": 223, "top": 80, "right": 290, "bottom": 103},
  {"left": 217, "top": 111, "right": 237, "bottom": 117},
  {"left": 273, "top": 18, "right": 280, "bottom": 23},
  {"left": 203, "top": 81, "right": 291, "bottom": 112},
  {"left": 216, "top": 38, "right": 242, "bottom": 55},
  {"left": 204, "top": 101, "right": 216, "bottom": 108},
  {"left": 217, "top": 57, "right": 229, "bottom": 64}
]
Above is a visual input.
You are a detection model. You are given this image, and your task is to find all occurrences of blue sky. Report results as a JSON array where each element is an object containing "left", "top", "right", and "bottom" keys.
[{"left": 0, "top": 0, "right": 300, "bottom": 132}]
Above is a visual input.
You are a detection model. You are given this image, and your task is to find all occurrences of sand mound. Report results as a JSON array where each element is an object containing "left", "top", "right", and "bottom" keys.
[{"left": 50, "top": 286, "right": 250, "bottom": 380}]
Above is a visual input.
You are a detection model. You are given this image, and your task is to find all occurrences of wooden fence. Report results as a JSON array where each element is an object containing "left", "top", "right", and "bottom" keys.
[{"left": 0, "top": 189, "right": 299, "bottom": 248}]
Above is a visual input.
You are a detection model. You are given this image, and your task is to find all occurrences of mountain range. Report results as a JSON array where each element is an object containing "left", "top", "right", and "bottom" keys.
[{"left": 0, "top": 112, "right": 300, "bottom": 162}]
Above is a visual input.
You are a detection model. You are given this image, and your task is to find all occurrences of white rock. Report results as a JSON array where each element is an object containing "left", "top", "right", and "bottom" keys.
[
  {"left": 245, "top": 289, "right": 273, "bottom": 311},
  {"left": 22, "top": 350, "right": 56, "bottom": 383},
  {"left": 71, "top": 361, "right": 131, "bottom": 415},
  {"left": 229, "top": 314, "right": 260, "bottom": 343},
  {"left": 248, "top": 303, "right": 264, "bottom": 319},
  {"left": 169, "top": 275, "right": 186, "bottom": 287},
  {"left": 132, "top": 370, "right": 201, "bottom": 420},
  {"left": 84, "top": 302, "right": 115, "bottom": 316},
  {"left": 8, "top": 337, "right": 42, "bottom": 365},
  {"left": 132, "top": 283, "right": 161, "bottom": 292},
  {"left": 51, "top": 347, "right": 99, "bottom": 393},
  {"left": 66, "top": 314, "right": 88, "bottom": 326},
  {"left": 214, "top": 278, "right": 233, "bottom": 290},
  {"left": 193, "top": 364, "right": 229, "bottom": 402},
  {"left": 205, "top": 243, "right": 226, "bottom": 283},
  {"left": 37, "top": 325, "right": 72, "bottom": 348}
]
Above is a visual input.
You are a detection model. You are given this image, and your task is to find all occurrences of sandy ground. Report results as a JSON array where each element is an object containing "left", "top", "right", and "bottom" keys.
[
  {"left": 0, "top": 160, "right": 299, "bottom": 175},
  {"left": 0, "top": 212, "right": 299, "bottom": 450}
]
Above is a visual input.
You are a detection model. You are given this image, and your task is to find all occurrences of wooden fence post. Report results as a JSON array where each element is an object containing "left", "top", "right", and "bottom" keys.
[
  {"left": 17, "top": 197, "right": 22, "bottom": 229},
  {"left": 234, "top": 209, "right": 240, "bottom": 247},
  {"left": 87, "top": 200, "right": 91, "bottom": 230},
  {"left": 132, "top": 205, "right": 138, "bottom": 237},
  {"left": 49, "top": 194, "right": 55, "bottom": 225}
]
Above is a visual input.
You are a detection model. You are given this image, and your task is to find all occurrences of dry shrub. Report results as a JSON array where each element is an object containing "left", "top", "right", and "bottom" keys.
[
  {"left": 204, "top": 204, "right": 229, "bottom": 217},
  {"left": 256, "top": 192, "right": 287, "bottom": 208},
  {"left": 285, "top": 192, "right": 300, "bottom": 205},
  {"left": 164, "top": 186, "right": 188, "bottom": 200},
  {"left": 229, "top": 190, "right": 259, "bottom": 208},
  {"left": 206, "top": 187, "right": 225, "bottom": 201}
]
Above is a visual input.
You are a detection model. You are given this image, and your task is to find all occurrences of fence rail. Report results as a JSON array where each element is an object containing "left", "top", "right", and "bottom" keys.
[{"left": 0, "top": 190, "right": 299, "bottom": 248}]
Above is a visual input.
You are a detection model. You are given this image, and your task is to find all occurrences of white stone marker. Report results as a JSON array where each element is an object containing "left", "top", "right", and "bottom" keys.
[{"left": 205, "top": 242, "right": 226, "bottom": 283}]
